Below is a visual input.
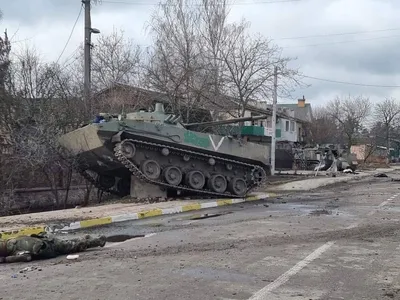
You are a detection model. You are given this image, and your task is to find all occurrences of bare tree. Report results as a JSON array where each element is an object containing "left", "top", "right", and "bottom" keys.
[
  {"left": 0, "top": 28, "right": 11, "bottom": 145},
  {"left": 91, "top": 29, "right": 143, "bottom": 92},
  {"left": 308, "top": 106, "right": 340, "bottom": 145},
  {"left": 0, "top": 15, "right": 13, "bottom": 213},
  {"left": 3, "top": 45, "right": 84, "bottom": 210},
  {"left": 145, "top": 0, "right": 208, "bottom": 123},
  {"left": 220, "top": 21, "right": 300, "bottom": 119},
  {"left": 197, "top": 0, "right": 230, "bottom": 102},
  {"left": 145, "top": 0, "right": 300, "bottom": 126},
  {"left": 374, "top": 97, "right": 400, "bottom": 162},
  {"left": 328, "top": 95, "right": 372, "bottom": 149}
]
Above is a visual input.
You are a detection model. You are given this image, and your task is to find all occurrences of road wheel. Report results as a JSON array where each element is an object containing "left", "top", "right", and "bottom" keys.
[
  {"left": 121, "top": 141, "right": 136, "bottom": 159},
  {"left": 186, "top": 170, "right": 205, "bottom": 190},
  {"left": 141, "top": 160, "right": 161, "bottom": 180},
  {"left": 163, "top": 166, "right": 183, "bottom": 186},
  {"left": 208, "top": 174, "right": 227, "bottom": 193},
  {"left": 229, "top": 177, "right": 247, "bottom": 196}
]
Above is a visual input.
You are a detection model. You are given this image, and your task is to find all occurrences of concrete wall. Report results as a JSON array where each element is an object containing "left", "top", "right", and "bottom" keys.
[
  {"left": 351, "top": 145, "right": 367, "bottom": 160},
  {"left": 351, "top": 144, "right": 388, "bottom": 161}
]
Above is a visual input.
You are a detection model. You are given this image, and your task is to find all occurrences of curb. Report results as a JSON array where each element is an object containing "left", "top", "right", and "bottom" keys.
[{"left": 0, "top": 193, "right": 276, "bottom": 240}]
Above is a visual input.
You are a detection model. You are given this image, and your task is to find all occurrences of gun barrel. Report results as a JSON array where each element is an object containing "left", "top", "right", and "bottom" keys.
[{"left": 184, "top": 115, "right": 270, "bottom": 128}]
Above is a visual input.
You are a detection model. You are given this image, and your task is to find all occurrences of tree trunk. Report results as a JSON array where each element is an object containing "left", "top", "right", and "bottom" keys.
[
  {"left": 82, "top": 181, "right": 92, "bottom": 207},
  {"left": 43, "top": 168, "right": 60, "bottom": 208},
  {"left": 63, "top": 167, "right": 73, "bottom": 209},
  {"left": 236, "top": 104, "right": 246, "bottom": 139}
]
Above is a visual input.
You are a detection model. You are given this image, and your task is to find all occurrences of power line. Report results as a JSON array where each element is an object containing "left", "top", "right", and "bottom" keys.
[
  {"left": 303, "top": 75, "right": 400, "bottom": 88},
  {"left": 55, "top": 4, "right": 83, "bottom": 64},
  {"left": 100, "top": 0, "right": 301, "bottom": 6},
  {"left": 10, "top": 36, "right": 36, "bottom": 44},
  {"left": 281, "top": 34, "right": 400, "bottom": 48},
  {"left": 277, "top": 27, "right": 400, "bottom": 40},
  {"left": 62, "top": 46, "right": 81, "bottom": 66}
]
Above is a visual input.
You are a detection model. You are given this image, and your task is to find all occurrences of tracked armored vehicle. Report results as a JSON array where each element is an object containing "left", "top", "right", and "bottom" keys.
[{"left": 59, "top": 103, "right": 270, "bottom": 198}]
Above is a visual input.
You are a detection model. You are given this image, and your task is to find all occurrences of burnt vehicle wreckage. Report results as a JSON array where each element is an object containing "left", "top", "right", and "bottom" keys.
[{"left": 59, "top": 103, "right": 273, "bottom": 199}]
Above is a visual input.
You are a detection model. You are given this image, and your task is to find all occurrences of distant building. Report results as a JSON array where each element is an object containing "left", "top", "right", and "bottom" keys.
[
  {"left": 203, "top": 95, "right": 310, "bottom": 144},
  {"left": 351, "top": 144, "right": 394, "bottom": 162},
  {"left": 276, "top": 96, "right": 313, "bottom": 123}
]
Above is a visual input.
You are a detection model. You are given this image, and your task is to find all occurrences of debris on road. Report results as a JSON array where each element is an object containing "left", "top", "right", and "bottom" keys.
[
  {"left": 66, "top": 254, "right": 79, "bottom": 260},
  {"left": 19, "top": 266, "right": 41, "bottom": 273},
  {"left": 190, "top": 213, "right": 231, "bottom": 220}
]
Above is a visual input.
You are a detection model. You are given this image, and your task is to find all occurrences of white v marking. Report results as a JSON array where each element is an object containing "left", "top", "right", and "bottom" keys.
[{"left": 209, "top": 136, "right": 225, "bottom": 151}]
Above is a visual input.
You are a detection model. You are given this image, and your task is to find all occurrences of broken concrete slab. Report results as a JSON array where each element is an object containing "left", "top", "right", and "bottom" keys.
[{"left": 130, "top": 176, "right": 167, "bottom": 200}]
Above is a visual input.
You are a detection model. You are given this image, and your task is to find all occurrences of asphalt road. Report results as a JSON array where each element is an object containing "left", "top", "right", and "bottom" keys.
[{"left": 2, "top": 174, "right": 400, "bottom": 300}]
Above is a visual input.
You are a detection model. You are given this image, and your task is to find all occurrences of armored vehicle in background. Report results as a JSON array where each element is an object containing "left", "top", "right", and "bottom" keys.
[
  {"left": 314, "top": 145, "right": 358, "bottom": 172},
  {"left": 59, "top": 103, "right": 270, "bottom": 198}
]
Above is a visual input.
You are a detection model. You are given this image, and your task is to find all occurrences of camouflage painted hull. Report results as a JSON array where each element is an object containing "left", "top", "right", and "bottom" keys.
[{"left": 59, "top": 106, "right": 271, "bottom": 198}]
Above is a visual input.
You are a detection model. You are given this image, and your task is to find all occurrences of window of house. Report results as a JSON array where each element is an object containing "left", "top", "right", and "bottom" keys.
[
  {"left": 290, "top": 121, "right": 295, "bottom": 132},
  {"left": 285, "top": 120, "right": 289, "bottom": 131},
  {"left": 266, "top": 119, "right": 272, "bottom": 128}
]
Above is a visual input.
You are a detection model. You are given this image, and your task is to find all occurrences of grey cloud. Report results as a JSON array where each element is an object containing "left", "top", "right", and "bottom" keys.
[
  {"left": 305, "top": 37, "right": 400, "bottom": 76},
  {"left": 1, "top": 0, "right": 141, "bottom": 26},
  {"left": 2, "top": 0, "right": 80, "bottom": 25},
  {"left": 1, "top": 0, "right": 400, "bottom": 105}
]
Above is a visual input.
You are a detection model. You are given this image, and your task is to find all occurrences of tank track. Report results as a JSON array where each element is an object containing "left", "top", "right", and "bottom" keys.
[
  {"left": 114, "top": 138, "right": 269, "bottom": 198},
  {"left": 77, "top": 167, "right": 121, "bottom": 197}
]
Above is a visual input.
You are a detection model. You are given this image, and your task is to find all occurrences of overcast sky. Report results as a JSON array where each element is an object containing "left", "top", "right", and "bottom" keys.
[{"left": 1, "top": 0, "right": 400, "bottom": 107}]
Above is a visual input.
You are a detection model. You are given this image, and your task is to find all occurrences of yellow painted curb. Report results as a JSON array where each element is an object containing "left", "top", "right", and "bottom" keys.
[
  {"left": 80, "top": 217, "right": 112, "bottom": 228},
  {"left": 138, "top": 208, "right": 163, "bottom": 219},
  {"left": 217, "top": 199, "right": 233, "bottom": 206},
  {"left": 182, "top": 203, "right": 202, "bottom": 212},
  {"left": 0, "top": 226, "right": 46, "bottom": 240}
]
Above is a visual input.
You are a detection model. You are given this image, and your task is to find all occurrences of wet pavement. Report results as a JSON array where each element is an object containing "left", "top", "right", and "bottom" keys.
[{"left": 2, "top": 175, "right": 400, "bottom": 299}]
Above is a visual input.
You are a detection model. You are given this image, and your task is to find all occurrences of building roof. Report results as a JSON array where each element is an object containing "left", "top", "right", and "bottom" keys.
[{"left": 276, "top": 103, "right": 313, "bottom": 123}]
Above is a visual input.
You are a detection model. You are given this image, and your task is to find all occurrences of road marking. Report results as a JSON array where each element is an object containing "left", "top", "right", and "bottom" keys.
[
  {"left": 345, "top": 222, "right": 360, "bottom": 229},
  {"left": 248, "top": 241, "right": 336, "bottom": 299},
  {"left": 247, "top": 193, "right": 399, "bottom": 299},
  {"left": 366, "top": 193, "right": 398, "bottom": 217}
]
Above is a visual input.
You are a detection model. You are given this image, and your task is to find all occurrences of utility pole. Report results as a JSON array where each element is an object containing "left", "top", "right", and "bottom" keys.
[
  {"left": 83, "top": 0, "right": 100, "bottom": 119},
  {"left": 83, "top": 0, "right": 91, "bottom": 119},
  {"left": 271, "top": 66, "right": 278, "bottom": 175}
]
